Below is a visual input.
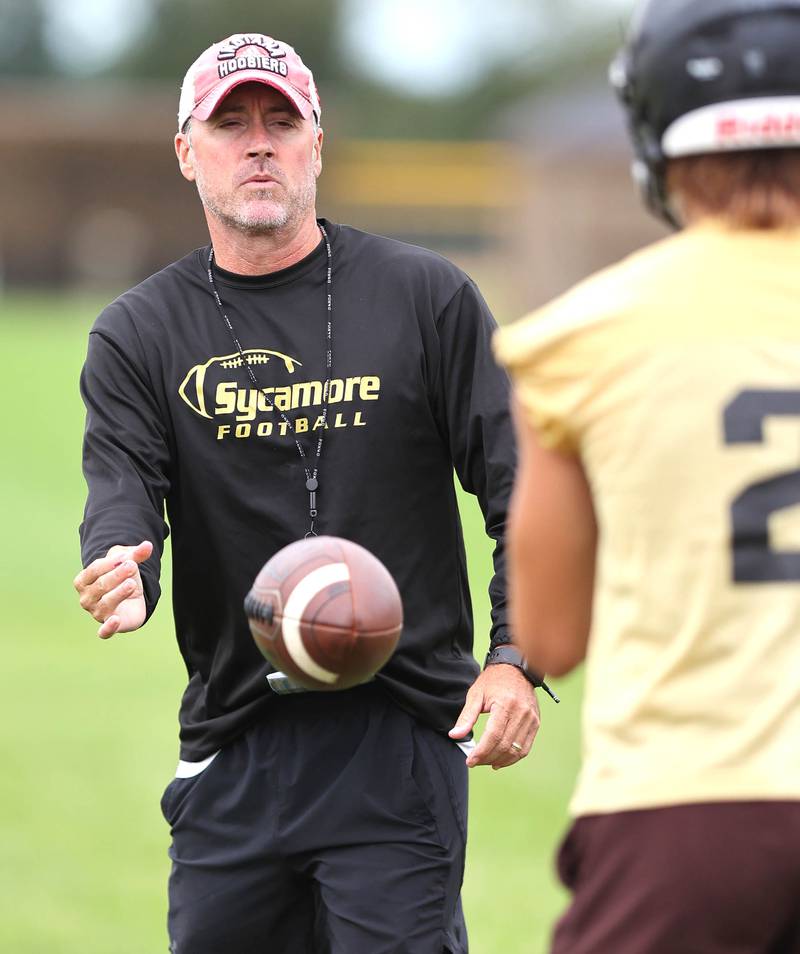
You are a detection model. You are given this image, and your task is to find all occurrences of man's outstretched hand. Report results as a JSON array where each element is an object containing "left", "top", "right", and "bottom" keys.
[{"left": 74, "top": 541, "right": 153, "bottom": 639}]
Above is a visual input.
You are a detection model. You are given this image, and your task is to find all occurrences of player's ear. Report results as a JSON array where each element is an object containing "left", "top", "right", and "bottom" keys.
[{"left": 175, "top": 132, "right": 196, "bottom": 183}]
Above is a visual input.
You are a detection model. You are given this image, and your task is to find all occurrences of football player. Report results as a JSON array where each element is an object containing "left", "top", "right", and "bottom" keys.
[{"left": 495, "top": 1, "right": 800, "bottom": 951}]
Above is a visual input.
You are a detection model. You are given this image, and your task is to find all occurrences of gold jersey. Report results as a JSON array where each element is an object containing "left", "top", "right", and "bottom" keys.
[{"left": 495, "top": 222, "right": 800, "bottom": 816}]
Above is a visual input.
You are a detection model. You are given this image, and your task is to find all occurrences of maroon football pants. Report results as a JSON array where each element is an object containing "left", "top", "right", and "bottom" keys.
[{"left": 551, "top": 801, "right": 800, "bottom": 954}]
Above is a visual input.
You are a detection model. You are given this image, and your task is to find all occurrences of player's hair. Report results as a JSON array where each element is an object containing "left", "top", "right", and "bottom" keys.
[{"left": 666, "top": 150, "right": 800, "bottom": 230}]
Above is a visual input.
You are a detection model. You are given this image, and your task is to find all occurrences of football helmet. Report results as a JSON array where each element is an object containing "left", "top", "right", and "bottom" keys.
[{"left": 611, "top": 0, "right": 800, "bottom": 225}]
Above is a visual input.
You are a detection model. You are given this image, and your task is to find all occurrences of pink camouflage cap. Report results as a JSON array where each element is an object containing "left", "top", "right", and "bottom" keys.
[{"left": 178, "top": 33, "right": 321, "bottom": 131}]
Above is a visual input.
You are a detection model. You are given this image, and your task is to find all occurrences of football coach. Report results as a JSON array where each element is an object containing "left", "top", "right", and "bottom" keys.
[{"left": 73, "top": 32, "right": 549, "bottom": 954}]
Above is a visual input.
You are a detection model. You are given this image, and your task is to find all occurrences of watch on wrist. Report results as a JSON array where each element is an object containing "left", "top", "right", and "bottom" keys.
[{"left": 484, "top": 644, "right": 560, "bottom": 703}]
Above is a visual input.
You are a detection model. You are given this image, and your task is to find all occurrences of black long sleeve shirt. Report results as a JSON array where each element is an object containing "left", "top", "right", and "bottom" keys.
[{"left": 80, "top": 221, "right": 516, "bottom": 760}]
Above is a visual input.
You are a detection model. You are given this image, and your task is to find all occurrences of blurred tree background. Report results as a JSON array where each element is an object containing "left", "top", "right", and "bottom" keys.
[{"left": 0, "top": 0, "right": 631, "bottom": 138}]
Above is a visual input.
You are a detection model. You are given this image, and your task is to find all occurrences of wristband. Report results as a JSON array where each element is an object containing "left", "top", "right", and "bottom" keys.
[{"left": 484, "top": 644, "right": 560, "bottom": 703}]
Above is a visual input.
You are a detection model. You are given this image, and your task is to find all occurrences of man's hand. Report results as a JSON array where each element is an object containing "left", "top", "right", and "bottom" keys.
[
  {"left": 449, "top": 663, "right": 540, "bottom": 770},
  {"left": 73, "top": 541, "right": 153, "bottom": 639}
]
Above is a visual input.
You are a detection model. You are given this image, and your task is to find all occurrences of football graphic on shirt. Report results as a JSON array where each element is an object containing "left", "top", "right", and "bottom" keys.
[
  {"left": 244, "top": 536, "right": 403, "bottom": 690},
  {"left": 178, "top": 348, "right": 301, "bottom": 418}
]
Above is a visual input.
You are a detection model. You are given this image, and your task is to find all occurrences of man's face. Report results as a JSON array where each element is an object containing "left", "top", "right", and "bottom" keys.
[{"left": 175, "top": 83, "right": 323, "bottom": 236}]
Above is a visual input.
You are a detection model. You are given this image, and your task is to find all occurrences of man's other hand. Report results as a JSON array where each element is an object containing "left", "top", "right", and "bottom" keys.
[
  {"left": 449, "top": 664, "right": 540, "bottom": 770},
  {"left": 73, "top": 540, "right": 153, "bottom": 639}
]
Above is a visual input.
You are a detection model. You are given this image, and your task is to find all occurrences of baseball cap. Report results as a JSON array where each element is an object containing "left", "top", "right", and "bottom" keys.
[{"left": 178, "top": 33, "right": 321, "bottom": 131}]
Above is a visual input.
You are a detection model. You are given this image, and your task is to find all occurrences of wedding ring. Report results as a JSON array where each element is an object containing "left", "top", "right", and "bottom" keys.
[{"left": 511, "top": 741, "right": 523, "bottom": 752}]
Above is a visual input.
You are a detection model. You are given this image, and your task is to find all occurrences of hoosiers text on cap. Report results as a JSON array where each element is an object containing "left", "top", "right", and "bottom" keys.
[{"left": 178, "top": 33, "right": 321, "bottom": 131}]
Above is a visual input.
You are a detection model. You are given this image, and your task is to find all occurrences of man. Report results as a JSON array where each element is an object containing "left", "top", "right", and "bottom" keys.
[
  {"left": 73, "top": 33, "right": 545, "bottom": 954},
  {"left": 495, "top": 1, "right": 800, "bottom": 952}
]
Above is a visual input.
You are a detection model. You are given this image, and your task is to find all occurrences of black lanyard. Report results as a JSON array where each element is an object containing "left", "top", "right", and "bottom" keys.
[{"left": 206, "top": 223, "right": 333, "bottom": 537}]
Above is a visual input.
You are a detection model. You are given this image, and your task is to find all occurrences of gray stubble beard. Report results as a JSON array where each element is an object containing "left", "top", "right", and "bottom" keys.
[{"left": 195, "top": 164, "right": 318, "bottom": 237}]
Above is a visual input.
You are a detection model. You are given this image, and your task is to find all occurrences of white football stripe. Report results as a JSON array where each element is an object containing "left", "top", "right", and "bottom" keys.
[{"left": 281, "top": 562, "right": 350, "bottom": 684}]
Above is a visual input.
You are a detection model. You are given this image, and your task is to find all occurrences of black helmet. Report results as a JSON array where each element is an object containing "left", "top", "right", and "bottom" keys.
[{"left": 611, "top": 0, "right": 800, "bottom": 226}]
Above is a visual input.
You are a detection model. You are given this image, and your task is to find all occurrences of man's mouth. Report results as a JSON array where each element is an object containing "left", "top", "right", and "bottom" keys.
[{"left": 242, "top": 174, "right": 280, "bottom": 186}]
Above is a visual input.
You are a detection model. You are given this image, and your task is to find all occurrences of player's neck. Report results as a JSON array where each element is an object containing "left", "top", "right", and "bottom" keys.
[{"left": 207, "top": 213, "right": 321, "bottom": 276}]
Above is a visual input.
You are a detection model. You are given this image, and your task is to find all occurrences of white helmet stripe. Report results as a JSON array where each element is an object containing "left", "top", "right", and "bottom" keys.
[{"left": 663, "top": 96, "right": 800, "bottom": 156}]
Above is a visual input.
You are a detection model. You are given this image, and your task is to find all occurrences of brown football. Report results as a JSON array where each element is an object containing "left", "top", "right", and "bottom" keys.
[{"left": 244, "top": 536, "right": 403, "bottom": 691}]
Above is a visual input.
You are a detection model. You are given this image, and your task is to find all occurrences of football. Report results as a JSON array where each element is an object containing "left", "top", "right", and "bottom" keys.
[{"left": 244, "top": 536, "right": 403, "bottom": 691}]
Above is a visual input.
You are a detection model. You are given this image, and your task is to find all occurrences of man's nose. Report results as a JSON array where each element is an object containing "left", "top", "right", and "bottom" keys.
[{"left": 245, "top": 120, "right": 276, "bottom": 158}]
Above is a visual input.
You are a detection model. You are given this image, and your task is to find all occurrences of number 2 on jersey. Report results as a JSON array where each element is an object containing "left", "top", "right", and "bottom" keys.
[{"left": 724, "top": 389, "right": 800, "bottom": 583}]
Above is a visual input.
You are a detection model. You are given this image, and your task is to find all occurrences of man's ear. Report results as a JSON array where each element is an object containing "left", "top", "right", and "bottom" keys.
[
  {"left": 313, "top": 127, "right": 324, "bottom": 179},
  {"left": 175, "top": 132, "right": 196, "bottom": 183}
]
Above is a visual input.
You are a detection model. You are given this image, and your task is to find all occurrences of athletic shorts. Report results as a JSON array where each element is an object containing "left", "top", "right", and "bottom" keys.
[
  {"left": 551, "top": 801, "right": 800, "bottom": 954},
  {"left": 161, "top": 683, "right": 469, "bottom": 954}
]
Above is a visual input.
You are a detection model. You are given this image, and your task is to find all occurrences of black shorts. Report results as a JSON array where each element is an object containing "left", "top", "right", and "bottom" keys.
[
  {"left": 551, "top": 801, "right": 800, "bottom": 954},
  {"left": 161, "top": 684, "right": 469, "bottom": 954}
]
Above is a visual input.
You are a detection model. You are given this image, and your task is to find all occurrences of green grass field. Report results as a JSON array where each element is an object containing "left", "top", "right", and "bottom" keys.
[{"left": 0, "top": 295, "right": 582, "bottom": 953}]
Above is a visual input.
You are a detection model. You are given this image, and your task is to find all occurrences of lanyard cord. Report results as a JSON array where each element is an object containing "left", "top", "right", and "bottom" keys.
[{"left": 205, "top": 222, "right": 333, "bottom": 538}]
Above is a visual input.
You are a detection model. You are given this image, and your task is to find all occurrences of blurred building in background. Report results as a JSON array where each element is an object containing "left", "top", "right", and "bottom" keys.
[
  {"left": 502, "top": 81, "right": 666, "bottom": 310},
  {"left": 1, "top": 76, "right": 663, "bottom": 317},
  {"left": 0, "top": 0, "right": 649, "bottom": 316}
]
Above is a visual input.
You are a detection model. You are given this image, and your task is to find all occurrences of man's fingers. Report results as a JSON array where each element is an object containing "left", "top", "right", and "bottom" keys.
[
  {"left": 448, "top": 688, "right": 486, "bottom": 740},
  {"left": 98, "top": 615, "right": 122, "bottom": 639},
  {"left": 487, "top": 703, "right": 541, "bottom": 770},
  {"left": 74, "top": 554, "right": 120, "bottom": 592},
  {"left": 106, "top": 540, "right": 153, "bottom": 566},
  {"left": 91, "top": 577, "right": 139, "bottom": 622},
  {"left": 129, "top": 540, "right": 153, "bottom": 564},
  {"left": 73, "top": 540, "right": 151, "bottom": 594},
  {"left": 505, "top": 705, "right": 539, "bottom": 756},
  {"left": 78, "top": 561, "right": 139, "bottom": 610},
  {"left": 468, "top": 700, "right": 541, "bottom": 769},
  {"left": 466, "top": 703, "right": 510, "bottom": 766}
]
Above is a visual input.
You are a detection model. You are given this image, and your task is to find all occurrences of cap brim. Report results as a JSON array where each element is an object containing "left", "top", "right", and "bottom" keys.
[{"left": 192, "top": 72, "right": 314, "bottom": 123}]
